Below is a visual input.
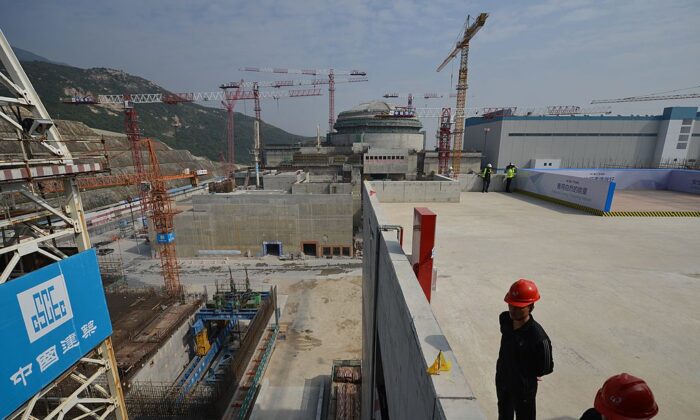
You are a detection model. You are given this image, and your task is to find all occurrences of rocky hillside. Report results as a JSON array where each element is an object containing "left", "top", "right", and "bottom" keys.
[
  {"left": 0, "top": 118, "right": 218, "bottom": 210},
  {"left": 15, "top": 60, "right": 312, "bottom": 164}
]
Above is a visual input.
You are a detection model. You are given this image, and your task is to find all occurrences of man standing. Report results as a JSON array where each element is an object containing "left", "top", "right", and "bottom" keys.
[
  {"left": 496, "top": 279, "right": 553, "bottom": 420},
  {"left": 482, "top": 163, "right": 493, "bottom": 193},
  {"left": 580, "top": 373, "right": 658, "bottom": 420},
  {"left": 505, "top": 165, "right": 516, "bottom": 193}
]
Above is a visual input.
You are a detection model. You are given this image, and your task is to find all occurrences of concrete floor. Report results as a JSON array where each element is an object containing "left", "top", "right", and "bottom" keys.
[
  {"left": 380, "top": 192, "right": 700, "bottom": 420},
  {"left": 611, "top": 189, "right": 700, "bottom": 212}
]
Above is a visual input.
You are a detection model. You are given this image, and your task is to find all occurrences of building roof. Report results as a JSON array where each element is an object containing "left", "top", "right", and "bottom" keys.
[{"left": 334, "top": 100, "right": 422, "bottom": 132}]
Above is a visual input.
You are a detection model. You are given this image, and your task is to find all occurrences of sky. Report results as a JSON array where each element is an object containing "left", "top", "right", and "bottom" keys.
[{"left": 1, "top": 0, "right": 699, "bottom": 144}]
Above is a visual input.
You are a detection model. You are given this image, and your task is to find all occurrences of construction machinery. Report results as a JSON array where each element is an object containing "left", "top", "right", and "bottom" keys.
[
  {"left": 240, "top": 67, "right": 368, "bottom": 132},
  {"left": 437, "top": 12, "right": 488, "bottom": 176},
  {"left": 218, "top": 81, "right": 323, "bottom": 172},
  {"left": 591, "top": 92, "right": 700, "bottom": 104},
  {"left": 0, "top": 28, "right": 127, "bottom": 420}
]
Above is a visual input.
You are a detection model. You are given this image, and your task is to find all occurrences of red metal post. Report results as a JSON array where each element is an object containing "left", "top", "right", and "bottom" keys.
[
  {"left": 412, "top": 207, "right": 436, "bottom": 302},
  {"left": 328, "top": 70, "right": 335, "bottom": 132},
  {"left": 123, "top": 97, "right": 149, "bottom": 227},
  {"left": 438, "top": 108, "right": 452, "bottom": 175}
]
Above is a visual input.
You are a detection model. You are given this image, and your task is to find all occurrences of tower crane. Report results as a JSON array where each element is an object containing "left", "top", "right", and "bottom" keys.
[
  {"left": 240, "top": 67, "right": 367, "bottom": 132},
  {"left": 218, "top": 82, "right": 323, "bottom": 172},
  {"left": 383, "top": 92, "right": 457, "bottom": 108},
  {"left": 591, "top": 92, "right": 700, "bottom": 104},
  {"left": 437, "top": 12, "right": 488, "bottom": 176}
]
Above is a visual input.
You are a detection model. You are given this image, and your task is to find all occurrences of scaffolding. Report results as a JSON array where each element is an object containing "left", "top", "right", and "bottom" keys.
[{"left": 0, "top": 29, "right": 127, "bottom": 419}]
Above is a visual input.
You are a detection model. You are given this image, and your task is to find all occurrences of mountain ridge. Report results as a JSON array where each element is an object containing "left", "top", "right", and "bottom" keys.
[{"left": 5, "top": 57, "right": 313, "bottom": 164}]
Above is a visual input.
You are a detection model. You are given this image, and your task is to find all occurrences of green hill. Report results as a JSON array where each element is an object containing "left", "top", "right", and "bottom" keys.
[{"left": 18, "top": 61, "right": 313, "bottom": 164}]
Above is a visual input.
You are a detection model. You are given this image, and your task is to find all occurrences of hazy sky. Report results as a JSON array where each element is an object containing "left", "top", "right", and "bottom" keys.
[{"left": 2, "top": 0, "right": 699, "bottom": 142}]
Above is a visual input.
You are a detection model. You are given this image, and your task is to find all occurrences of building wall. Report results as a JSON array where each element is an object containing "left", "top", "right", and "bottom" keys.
[
  {"left": 361, "top": 182, "right": 486, "bottom": 419},
  {"left": 174, "top": 193, "right": 353, "bottom": 257},
  {"left": 464, "top": 108, "right": 700, "bottom": 170},
  {"left": 331, "top": 132, "right": 425, "bottom": 151},
  {"left": 419, "top": 152, "right": 482, "bottom": 175}
]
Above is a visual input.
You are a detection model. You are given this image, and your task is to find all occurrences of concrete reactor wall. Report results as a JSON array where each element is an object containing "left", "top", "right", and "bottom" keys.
[
  {"left": 368, "top": 181, "right": 461, "bottom": 203},
  {"left": 174, "top": 193, "right": 353, "bottom": 257},
  {"left": 361, "top": 182, "right": 486, "bottom": 419}
]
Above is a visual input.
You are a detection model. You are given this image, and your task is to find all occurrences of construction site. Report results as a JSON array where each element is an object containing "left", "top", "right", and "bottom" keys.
[{"left": 1, "top": 5, "right": 699, "bottom": 420}]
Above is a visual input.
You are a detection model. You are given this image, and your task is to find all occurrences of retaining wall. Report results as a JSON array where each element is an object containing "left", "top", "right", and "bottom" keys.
[
  {"left": 458, "top": 173, "right": 508, "bottom": 192},
  {"left": 368, "top": 180, "right": 461, "bottom": 203},
  {"left": 362, "top": 181, "right": 486, "bottom": 419}
]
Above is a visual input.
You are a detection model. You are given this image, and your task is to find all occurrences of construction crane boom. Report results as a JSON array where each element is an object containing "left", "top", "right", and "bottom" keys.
[
  {"left": 241, "top": 66, "right": 367, "bottom": 132},
  {"left": 222, "top": 77, "right": 367, "bottom": 89},
  {"left": 62, "top": 88, "right": 322, "bottom": 105},
  {"left": 378, "top": 105, "right": 611, "bottom": 119},
  {"left": 437, "top": 12, "right": 488, "bottom": 176},
  {"left": 591, "top": 93, "right": 700, "bottom": 104}
]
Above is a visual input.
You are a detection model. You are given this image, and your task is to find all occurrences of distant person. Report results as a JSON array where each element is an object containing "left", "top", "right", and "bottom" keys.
[
  {"left": 497, "top": 279, "right": 554, "bottom": 420},
  {"left": 481, "top": 163, "right": 493, "bottom": 193},
  {"left": 580, "top": 373, "right": 658, "bottom": 420},
  {"left": 505, "top": 165, "right": 516, "bottom": 193}
]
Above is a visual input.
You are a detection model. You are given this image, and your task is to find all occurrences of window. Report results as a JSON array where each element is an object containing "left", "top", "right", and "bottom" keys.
[
  {"left": 682, "top": 119, "right": 693, "bottom": 125},
  {"left": 678, "top": 135, "right": 689, "bottom": 142},
  {"left": 333, "top": 247, "right": 341, "bottom": 256},
  {"left": 677, "top": 142, "right": 688, "bottom": 150},
  {"left": 342, "top": 247, "right": 351, "bottom": 256},
  {"left": 680, "top": 126, "right": 691, "bottom": 133},
  {"left": 322, "top": 247, "right": 331, "bottom": 256}
]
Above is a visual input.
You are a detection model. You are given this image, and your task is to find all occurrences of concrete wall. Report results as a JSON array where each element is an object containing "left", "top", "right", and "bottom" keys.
[
  {"left": 174, "top": 193, "right": 353, "bottom": 257},
  {"left": 458, "top": 173, "right": 508, "bottom": 192},
  {"left": 368, "top": 181, "right": 461, "bottom": 203},
  {"left": 291, "top": 182, "right": 352, "bottom": 195},
  {"left": 331, "top": 132, "right": 424, "bottom": 151},
  {"left": 130, "top": 310, "right": 197, "bottom": 384},
  {"left": 362, "top": 182, "right": 486, "bottom": 419},
  {"left": 263, "top": 172, "right": 303, "bottom": 193},
  {"left": 419, "top": 152, "right": 482, "bottom": 176}
]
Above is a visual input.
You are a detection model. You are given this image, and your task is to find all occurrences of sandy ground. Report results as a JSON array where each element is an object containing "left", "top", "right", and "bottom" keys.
[
  {"left": 380, "top": 192, "right": 700, "bottom": 420},
  {"left": 91, "top": 221, "right": 362, "bottom": 419}
]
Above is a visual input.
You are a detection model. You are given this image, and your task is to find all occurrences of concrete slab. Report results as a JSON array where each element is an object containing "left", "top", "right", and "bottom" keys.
[
  {"left": 611, "top": 189, "right": 700, "bottom": 212},
  {"left": 379, "top": 191, "right": 700, "bottom": 419}
]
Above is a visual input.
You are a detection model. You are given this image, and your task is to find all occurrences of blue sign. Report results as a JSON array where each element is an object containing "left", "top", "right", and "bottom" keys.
[
  {"left": 157, "top": 232, "right": 175, "bottom": 244},
  {"left": 0, "top": 250, "right": 113, "bottom": 419}
]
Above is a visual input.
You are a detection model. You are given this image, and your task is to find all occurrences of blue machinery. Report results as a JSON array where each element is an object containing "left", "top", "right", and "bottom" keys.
[{"left": 175, "top": 291, "right": 271, "bottom": 396}]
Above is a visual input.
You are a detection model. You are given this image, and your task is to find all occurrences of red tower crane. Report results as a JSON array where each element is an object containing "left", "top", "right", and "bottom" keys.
[
  {"left": 218, "top": 82, "right": 323, "bottom": 170},
  {"left": 240, "top": 67, "right": 367, "bottom": 132}
]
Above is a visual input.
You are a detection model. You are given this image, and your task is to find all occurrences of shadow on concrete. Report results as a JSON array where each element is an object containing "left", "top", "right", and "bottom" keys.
[
  {"left": 508, "top": 192, "right": 596, "bottom": 216},
  {"left": 425, "top": 334, "right": 451, "bottom": 353}
]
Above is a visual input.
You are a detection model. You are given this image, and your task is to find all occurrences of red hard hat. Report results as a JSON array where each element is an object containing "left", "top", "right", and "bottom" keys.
[
  {"left": 504, "top": 279, "right": 540, "bottom": 307},
  {"left": 594, "top": 373, "right": 659, "bottom": 420}
]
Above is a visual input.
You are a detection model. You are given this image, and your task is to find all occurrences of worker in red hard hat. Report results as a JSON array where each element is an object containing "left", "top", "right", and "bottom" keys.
[
  {"left": 496, "top": 279, "right": 554, "bottom": 420},
  {"left": 580, "top": 373, "right": 658, "bottom": 420}
]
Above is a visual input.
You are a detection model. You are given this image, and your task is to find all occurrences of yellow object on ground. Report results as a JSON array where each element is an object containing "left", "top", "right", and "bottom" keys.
[{"left": 427, "top": 351, "right": 451, "bottom": 375}]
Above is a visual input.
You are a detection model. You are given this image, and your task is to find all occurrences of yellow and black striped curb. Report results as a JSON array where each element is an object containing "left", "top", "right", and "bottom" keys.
[
  {"left": 513, "top": 190, "right": 700, "bottom": 217},
  {"left": 603, "top": 211, "right": 700, "bottom": 217}
]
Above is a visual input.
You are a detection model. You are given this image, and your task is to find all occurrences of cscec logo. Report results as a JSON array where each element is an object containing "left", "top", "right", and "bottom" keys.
[{"left": 17, "top": 275, "right": 74, "bottom": 343}]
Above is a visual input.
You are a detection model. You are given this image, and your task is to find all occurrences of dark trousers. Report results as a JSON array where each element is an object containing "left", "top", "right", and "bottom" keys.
[
  {"left": 506, "top": 178, "right": 513, "bottom": 192},
  {"left": 497, "top": 387, "right": 536, "bottom": 420},
  {"left": 482, "top": 178, "right": 491, "bottom": 192}
]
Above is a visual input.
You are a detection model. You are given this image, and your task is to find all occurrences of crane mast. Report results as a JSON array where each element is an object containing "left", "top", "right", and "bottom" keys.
[{"left": 437, "top": 13, "right": 488, "bottom": 176}]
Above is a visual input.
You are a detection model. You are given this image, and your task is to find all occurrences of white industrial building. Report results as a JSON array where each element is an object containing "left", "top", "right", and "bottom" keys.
[{"left": 464, "top": 106, "right": 700, "bottom": 170}]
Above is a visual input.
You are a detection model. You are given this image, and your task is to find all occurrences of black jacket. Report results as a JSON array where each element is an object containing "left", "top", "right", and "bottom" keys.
[
  {"left": 496, "top": 311, "right": 553, "bottom": 396},
  {"left": 579, "top": 408, "right": 602, "bottom": 420}
]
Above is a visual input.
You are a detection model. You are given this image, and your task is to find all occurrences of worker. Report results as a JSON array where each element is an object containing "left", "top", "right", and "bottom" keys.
[
  {"left": 496, "top": 279, "right": 553, "bottom": 420},
  {"left": 580, "top": 373, "right": 658, "bottom": 420},
  {"left": 481, "top": 163, "right": 493, "bottom": 193},
  {"left": 505, "top": 165, "right": 516, "bottom": 193}
]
